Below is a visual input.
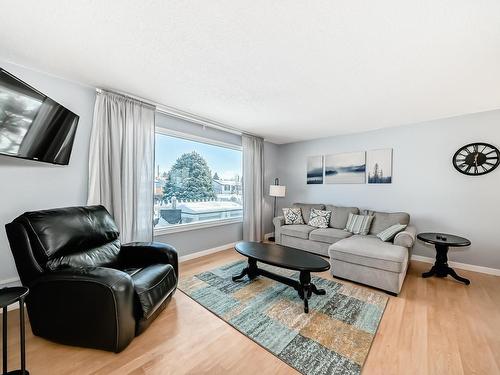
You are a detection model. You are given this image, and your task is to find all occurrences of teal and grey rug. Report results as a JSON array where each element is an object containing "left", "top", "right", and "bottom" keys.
[{"left": 179, "top": 260, "right": 388, "bottom": 375}]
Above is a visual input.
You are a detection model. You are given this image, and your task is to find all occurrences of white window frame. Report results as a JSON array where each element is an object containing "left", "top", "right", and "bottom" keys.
[{"left": 153, "top": 127, "right": 243, "bottom": 235}]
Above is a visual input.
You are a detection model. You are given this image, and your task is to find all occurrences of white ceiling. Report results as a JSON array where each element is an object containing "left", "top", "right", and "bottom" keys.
[{"left": 1, "top": 1, "right": 500, "bottom": 144}]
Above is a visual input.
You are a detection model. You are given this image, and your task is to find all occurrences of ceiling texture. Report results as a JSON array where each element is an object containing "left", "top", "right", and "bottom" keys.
[{"left": 1, "top": 1, "right": 499, "bottom": 143}]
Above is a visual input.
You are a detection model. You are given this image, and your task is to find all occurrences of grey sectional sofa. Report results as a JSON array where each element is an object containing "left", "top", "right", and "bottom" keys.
[{"left": 273, "top": 203, "right": 416, "bottom": 295}]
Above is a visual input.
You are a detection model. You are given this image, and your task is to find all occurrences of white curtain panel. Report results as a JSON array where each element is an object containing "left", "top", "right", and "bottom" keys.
[
  {"left": 87, "top": 91, "right": 155, "bottom": 243},
  {"left": 242, "top": 134, "right": 264, "bottom": 242}
]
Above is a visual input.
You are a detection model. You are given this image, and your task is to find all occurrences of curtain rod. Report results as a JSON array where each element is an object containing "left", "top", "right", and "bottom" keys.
[{"left": 95, "top": 87, "right": 259, "bottom": 138}]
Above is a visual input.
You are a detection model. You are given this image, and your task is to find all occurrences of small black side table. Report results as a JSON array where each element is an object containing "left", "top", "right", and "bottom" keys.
[
  {"left": 417, "top": 233, "right": 471, "bottom": 285},
  {"left": 0, "top": 287, "right": 29, "bottom": 375}
]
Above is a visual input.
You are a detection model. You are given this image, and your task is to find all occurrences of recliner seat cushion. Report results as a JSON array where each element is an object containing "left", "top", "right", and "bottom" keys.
[
  {"left": 131, "top": 263, "right": 177, "bottom": 319},
  {"left": 325, "top": 205, "right": 359, "bottom": 229},
  {"left": 329, "top": 235, "right": 408, "bottom": 273},
  {"left": 281, "top": 225, "right": 316, "bottom": 239},
  {"left": 292, "top": 203, "right": 325, "bottom": 225},
  {"left": 309, "top": 228, "right": 352, "bottom": 244},
  {"left": 362, "top": 210, "right": 410, "bottom": 235}
]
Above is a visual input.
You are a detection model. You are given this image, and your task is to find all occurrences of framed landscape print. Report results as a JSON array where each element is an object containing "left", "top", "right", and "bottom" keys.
[
  {"left": 324, "top": 151, "right": 366, "bottom": 184},
  {"left": 367, "top": 148, "right": 393, "bottom": 183},
  {"left": 307, "top": 155, "right": 324, "bottom": 184}
]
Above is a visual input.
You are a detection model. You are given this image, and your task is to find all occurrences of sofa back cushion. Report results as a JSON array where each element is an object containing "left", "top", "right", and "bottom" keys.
[
  {"left": 325, "top": 205, "right": 359, "bottom": 229},
  {"left": 362, "top": 210, "right": 410, "bottom": 235},
  {"left": 15, "top": 205, "right": 120, "bottom": 269},
  {"left": 292, "top": 203, "right": 325, "bottom": 225}
]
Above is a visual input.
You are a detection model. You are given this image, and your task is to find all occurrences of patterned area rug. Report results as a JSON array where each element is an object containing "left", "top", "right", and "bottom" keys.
[{"left": 179, "top": 260, "right": 388, "bottom": 375}]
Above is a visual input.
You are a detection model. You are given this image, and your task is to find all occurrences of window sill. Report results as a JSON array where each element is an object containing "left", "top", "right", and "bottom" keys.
[{"left": 154, "top": 217, "right": 243, "bottom": 236}]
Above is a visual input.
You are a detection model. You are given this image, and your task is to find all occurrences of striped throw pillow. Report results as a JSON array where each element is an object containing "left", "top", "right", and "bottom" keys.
[
  {"left": 344, "top": 213, "right": 374, "bottom": 235},
  {"left": 377, "top": 224, "right": 407, "bottom": 242}
]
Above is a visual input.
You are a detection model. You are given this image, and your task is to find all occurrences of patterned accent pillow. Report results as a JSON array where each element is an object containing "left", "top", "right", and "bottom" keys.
[
  {"left": 344, "top": 213, "right": 374, "bottom": 235},
  {"left": 377, "top": 224, "right": 407, "bottom": 242},
  {"left": 282, "top": 208, "right": 305, "bottom": 225},
  {"left": 308, "top": 209, "right": 332, "bottom": 228}
]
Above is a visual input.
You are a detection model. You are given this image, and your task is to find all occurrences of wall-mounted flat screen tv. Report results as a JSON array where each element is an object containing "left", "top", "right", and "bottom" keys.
[{"left": 0, "top": 68, "right": 79, "bottom": 165}]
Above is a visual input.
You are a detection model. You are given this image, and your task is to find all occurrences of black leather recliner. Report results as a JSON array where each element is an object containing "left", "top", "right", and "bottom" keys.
[{"left": 5, "top": 205, "right": 178, "bottom": 353}]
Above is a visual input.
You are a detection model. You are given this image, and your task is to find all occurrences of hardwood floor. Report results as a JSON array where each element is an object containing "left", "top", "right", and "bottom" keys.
[{"left": 3, "top": 249, "right": 500, "bottom": 374}]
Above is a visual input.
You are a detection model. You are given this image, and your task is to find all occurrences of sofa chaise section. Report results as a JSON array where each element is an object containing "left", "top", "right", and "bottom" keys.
[{"left": 328, "top": 229, "right": 415, "bottom": 294}]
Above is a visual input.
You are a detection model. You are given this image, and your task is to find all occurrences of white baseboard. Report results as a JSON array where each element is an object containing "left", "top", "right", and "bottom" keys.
[
  {"left": 179, "top": 242, "right": 237, "bottom": 263},
  {"left": 411, "top": 254, "right": 500, "bottom": 276},
  {"left": 264, "top": 232, "right": 274, "bottom": 241}
]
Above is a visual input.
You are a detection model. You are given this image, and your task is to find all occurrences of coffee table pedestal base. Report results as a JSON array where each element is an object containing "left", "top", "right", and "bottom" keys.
[{"left": 232, "top": 258, "right": 325, "bottom": 313}]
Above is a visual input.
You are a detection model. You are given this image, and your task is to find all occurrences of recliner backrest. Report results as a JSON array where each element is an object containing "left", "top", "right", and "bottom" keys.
[{"left": 8, "top": 206, "right": 121, "bottom": 278}]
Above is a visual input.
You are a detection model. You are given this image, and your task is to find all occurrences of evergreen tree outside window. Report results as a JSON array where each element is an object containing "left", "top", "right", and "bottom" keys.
[{"left": 154, "top": 132, "right": 243, "bottom": 229}]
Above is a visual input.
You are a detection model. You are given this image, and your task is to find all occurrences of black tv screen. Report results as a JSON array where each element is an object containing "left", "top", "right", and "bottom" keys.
[{"left": 0, "top": 68, "right": 79, "bottom": 165}]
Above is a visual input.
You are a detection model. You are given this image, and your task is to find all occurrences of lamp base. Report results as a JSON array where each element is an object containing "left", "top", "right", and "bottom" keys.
[{"left": 268, "top": 236, "right": 276, "bottom": 242}]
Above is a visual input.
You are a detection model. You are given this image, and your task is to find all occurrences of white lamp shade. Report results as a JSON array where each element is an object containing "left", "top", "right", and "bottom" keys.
[{"left": 269, "top": 185, "right": 286, "bottom": 197}]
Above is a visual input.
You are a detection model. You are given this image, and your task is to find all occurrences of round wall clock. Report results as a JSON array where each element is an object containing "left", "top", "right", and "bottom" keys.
[{"left": 453, "top": 142, "right": 500, "bottom": 176}]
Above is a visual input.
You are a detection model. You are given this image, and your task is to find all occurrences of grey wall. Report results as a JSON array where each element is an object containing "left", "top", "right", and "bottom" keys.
[
  {"left": 0, "top": 60, "right": 96, "bottom": 285},
  {"left": 276, "top": 110, "right": 500, "bottom": 269},
  {"left": 154, "top": 223, "right": 243, "bottom": 257}
]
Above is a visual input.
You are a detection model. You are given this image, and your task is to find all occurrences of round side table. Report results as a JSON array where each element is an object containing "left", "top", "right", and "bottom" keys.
[
  {"left": 0, "top": 287, "right": 29, "bottom": 375},
  {"left": 417, "top": 232, "right": 471, "bottom": 285}
]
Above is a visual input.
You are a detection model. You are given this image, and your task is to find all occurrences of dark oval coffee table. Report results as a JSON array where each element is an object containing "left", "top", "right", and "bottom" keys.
[
  {"left": 417, "top": 232, "right": 471, "bottom": 285},
  {"left": 232, "top": 242, "right": 331, "bottom": 313}
]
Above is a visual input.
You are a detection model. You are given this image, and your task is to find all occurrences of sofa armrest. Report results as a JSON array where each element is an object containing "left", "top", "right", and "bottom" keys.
[
  {"left": 273, "top": 216, "right": 285, "bottom": 227},
  {"left": 273, "top": 216, "right": 285, "bottom": 244},
  {"left": 394, "top": 225, "right": 417, "bottom": 248},
  {"left": 120, "top": 242, "right": 178, "bottom": 277},
  {"left": 28, "top": 267, "right": 136, "bottom": 352}
]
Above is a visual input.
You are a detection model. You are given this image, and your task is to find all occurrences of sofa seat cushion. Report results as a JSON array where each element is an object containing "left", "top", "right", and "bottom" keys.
[
  {"left": 309, "top": 228, "right": 352, "bottom": 244},
  {"left": 281, "top": 225, "right": 316, "bottom": 239},
  {"left": 129, "top": 263, "right": 177, "bottom": 319},
  {"left": 329, "top": 235, "right": 408, "bottom": 273}
]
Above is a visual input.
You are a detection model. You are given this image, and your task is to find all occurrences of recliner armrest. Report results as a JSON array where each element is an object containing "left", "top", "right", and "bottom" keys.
[
  {"left": 120, "top": 242, "right": 178, "bottom": 277},
  {"left": 31, "top": 266, "right": 133, "bottom": 289},
  {"left": 394, "top": 225, "right": 417, "bottom": 248},
  {"left": 28, "top": 267, "right": 136, "bottom": 352}
]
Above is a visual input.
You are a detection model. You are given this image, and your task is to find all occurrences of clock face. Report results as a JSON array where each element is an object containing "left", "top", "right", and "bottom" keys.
[{"left": 453, "top": 143, "right": 500, "bottom": 176}]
